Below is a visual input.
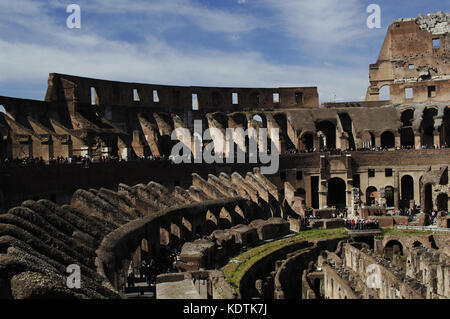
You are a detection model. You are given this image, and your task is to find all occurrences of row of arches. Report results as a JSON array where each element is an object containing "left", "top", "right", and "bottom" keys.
[{"left": 400, "top": 106, "right": 450, "bottom": 148}]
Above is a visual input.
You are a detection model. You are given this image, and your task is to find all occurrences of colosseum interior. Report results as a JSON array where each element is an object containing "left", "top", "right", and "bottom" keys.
[{"left": 0, "top": 12, "right": 449, "bottom": 300}]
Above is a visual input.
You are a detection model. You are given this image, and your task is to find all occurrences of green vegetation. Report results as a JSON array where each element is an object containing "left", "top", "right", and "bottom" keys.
[
  {"left": 222, "top": 228, "right": 348, "bottom": 292},
  {"left": 376, "top": 228, "right": 433, "bottom": 240}
]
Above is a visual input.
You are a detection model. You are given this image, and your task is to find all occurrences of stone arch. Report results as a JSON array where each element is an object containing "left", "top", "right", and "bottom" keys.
[
  {"left": 234, "top": 205, "right": 247, "bottom": 224},
  {"left": 400, "top": 127, "right": 415, "bottom": 147},
  {"left": 206, "top": 209, "right": 218, "bottom": 233},
  {"left": 400, "top": 109, "right": 415, "bottom": 147},
  {"left": 219, "top": 207, "right": 233, "bottom": 229},
  {"left": 384, "top": 185, "right": 395, "bottom": 207},
  {"left": 253, "top": 114, "right": 263, "bottom": 124},
  {"left": 366, "top": 186, "right": 378, "bottom": 206},
  {"left": 412, "top": 241, "right": 424, "bottom": 248},
  {"left": 401, "top": 108, "right": 415, "bottom": 126},
  {"left": 379, "top": 85, "right": 390, "bottom": 100},
  {"left": 361, "top": 130, "right": 375, "bottom": 149},
  {"left": 327, "top": 177, "right": 346, "bottom": 209},
  {"left": 400, "top": 175, "right": 414, "bottom": 208},
  {"left": 338, "top": 113, "right": 356, "bottom": 150},
  {"left": 384, "top": 239, "right": 403, "bottom": 257},
  {"left": 316, "top": 120, "right": 336, "bottom": 150},
  {"left": 436, "top": 193, "right": 448, "bottom": 212},
  {"left": 381, "top": 131, "right": 395, "bottom": 149},
  {"left": 421, "top": 107, "right": 438, "bottom": 148},
  {"left": 300, "top": 131, "right": 315, "bottom": 151}
]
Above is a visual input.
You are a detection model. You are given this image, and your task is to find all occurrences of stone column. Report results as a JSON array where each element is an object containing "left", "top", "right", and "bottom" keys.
[
  {"left": 434, "top": 133, "right": 440, "bottom": 148},
  {"left": 150, "top": 223, "right": 161, "bottom": 258},
  {"left": 415, "top": 135, "right": 421, "bottom": 149},
  {"left": 375, "top": 136, "right": 381, "bottom": 148},
  {"left": 394, "top": 171, "right": 400, "bottom": 209},
  {"left": 395, "top": 135, "right": 401, "bottom": 148},
  {"left": 160, "top": 222, "right": 171, "bottom": 247}
]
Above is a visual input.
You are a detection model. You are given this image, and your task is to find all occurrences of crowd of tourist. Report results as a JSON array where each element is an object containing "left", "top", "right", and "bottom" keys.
[
  {"left": 1, "top": 143, "right": 448, "bottom": 167},
  {"left": 0, "top": 154, "right": 170, "bottom": 167},
  {"left": 284, "top": 144, "right": 448, "bottom": 156},
  {"left": 345, "top": 219, "right": 380, "bottom": 230},
  {"left": 390, "top": 207, "right": 415, "bottom": 217}
]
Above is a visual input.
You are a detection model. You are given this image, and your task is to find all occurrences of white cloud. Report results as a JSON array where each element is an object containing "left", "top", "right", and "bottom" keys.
[
  {"left": 259, "top": 0, "right": 374, "bottom": 53},
  {"left": 55, "top": 0, "right": 262, "bottom": 34},
  {"left": 0, "top": 0, "right": 371, "bottom": 104}
]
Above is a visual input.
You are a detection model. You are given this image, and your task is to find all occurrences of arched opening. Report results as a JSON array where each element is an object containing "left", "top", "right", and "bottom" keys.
[
  {"left": 361, "top": 131, "right": 375, "bottom": 149},
  {"left": 219, "top": 208, "right": 233, "bottom": 229},
  {"left": 273, "top": 113, "right": 292, "bottom": 152},
  {"left": 206, "top": 210, "right": 218, "bottom": 234},
  {"left": 421, "top": 108, "right": 438, "bottom": 148},
  {"left": 401, "top": 175, "right": 414, "bottom": 208},
  {"left": 400, "top": 127, "right": 415, "bottom": 148},
  {"left": 413, "top": 241, "right": 424, "bottom": 248},
  {"left": 384, "top": 240, "right": 403, "bottom": 258},
  {"left": 316, "top": 121, "right": 336, "bottom": 150},
  {"left": 0, "top": 104, "right": 5, "bottom": 114},
  {"left": 400, "top": 109, "right": 415, "bottom": 148},
  {"left": 436, "top": 193, "right": 448, "bottom": 212},
  {"left": 366, "top": 186, "right": 378, "bottom": 206},
  {"left": 381, "top": 131, "right": 395, "bottom": 149},
  {"left": 327, "top": 178, "right": 346, "bottom": 209},
  {"left": 379, "top": 85, "right": 390, "bottom": 101},
  {"left": 300, "top": 132, "right": 314, "bottom": 151},
  {"left": 338, "top": 113, "right": 356, "bottom": 150},
  {"left": 384, "top": 186, "right": 395, "bottom": 207},
  {"left": 253, "top": 114, "right": 263, "bottom": 124},
  {"left": 424, "top": 183, "right": 433, "bottom": 213}
]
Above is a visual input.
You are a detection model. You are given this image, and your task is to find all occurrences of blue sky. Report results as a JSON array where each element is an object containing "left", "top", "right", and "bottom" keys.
[{"left": 0, "top": 0, "right": 448, "bottom": 104}]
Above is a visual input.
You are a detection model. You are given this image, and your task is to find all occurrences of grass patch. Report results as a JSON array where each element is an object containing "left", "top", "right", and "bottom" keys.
[
  {"left": 222, "top": 228, "right": 348, "bottom": 293},
  {"left": 376, "top": 228, "right": 433, "bottom": 240}
]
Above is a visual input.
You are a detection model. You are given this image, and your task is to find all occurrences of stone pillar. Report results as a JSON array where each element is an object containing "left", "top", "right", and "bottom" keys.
[
  {"left": 414, "top": 135, "right": 421, "bottom": 149},
  {"left": 182, "top": 217, "right": 193, "bottom": 241},
  {"left": 150, "top": 224, "right": 161, "bottom": 258},
  {"left": 171, "top": 218, "right": 182, "bottom": 244},
  {"left": 375, "top": 136, "right": 381, "bottom": 148},
  {"left": 434, "top": 133, "right": 440, "bottom": 148},
  {"left": 160, "top": 222, "right": 171, "bottom": 247},
  {"left": 395, "top": 135, "right": 401, "bottom": 148},
  {"left": 393, "top": 171, "right": 399, "bottom": 209},
  {"left": 319, "top": 183, "right": 327, "bottom": 209}
]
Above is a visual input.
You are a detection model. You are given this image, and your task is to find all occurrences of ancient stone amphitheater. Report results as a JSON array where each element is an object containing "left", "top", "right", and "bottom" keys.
[
  {"left": 0, "top": 169, "right": 280, "bottom": 298},
  {"left": 0, "top": 12, "right": 449, "bottom": 300}
]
